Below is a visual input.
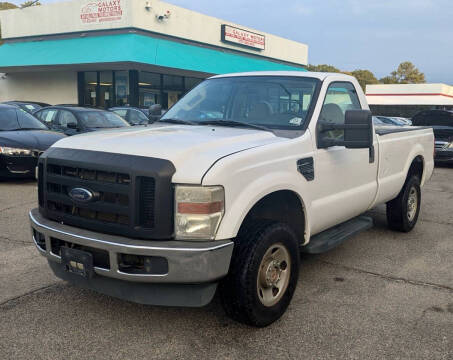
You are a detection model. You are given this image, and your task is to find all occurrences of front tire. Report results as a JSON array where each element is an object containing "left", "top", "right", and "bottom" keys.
[
  {"left": 386, "top": 175, "right": 421, "bottom": 232},
  {"left": 219, "top": 221, "right": 300, "bottom": 327}
]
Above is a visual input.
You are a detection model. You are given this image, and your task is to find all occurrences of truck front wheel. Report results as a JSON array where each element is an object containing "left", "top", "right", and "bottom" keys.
[
  {"left": 386, "top": 175, "right": 421, "bottom": 232},
  {"left": 219, "top": 221, "right": 300, "bottom": 327}
]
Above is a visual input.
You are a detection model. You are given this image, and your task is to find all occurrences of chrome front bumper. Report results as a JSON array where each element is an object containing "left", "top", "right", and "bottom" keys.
[{"left": 29, "top": 208, "right": 234, "bottom": 284}]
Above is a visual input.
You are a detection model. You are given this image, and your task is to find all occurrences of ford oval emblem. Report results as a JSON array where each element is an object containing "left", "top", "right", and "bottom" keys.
[{"left": 69, "top": 188, "right": 94, "bottom": 203}]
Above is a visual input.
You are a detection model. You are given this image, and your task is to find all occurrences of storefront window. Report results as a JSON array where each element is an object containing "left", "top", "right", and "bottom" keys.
[
  {"left": 185, "top": 77, "right": 203, "bottom": 91},
  {"left": 84, "top": 72, "right": 97, "bottom": 107},
  {"left": 115, "top": 71, "right": 129, "bottom": 106},
  {"left": 139, "top": 72, "right": 161, "bottom": 108},
  {"left": 99, "top": 71, "right": 113, "bottom": 109}
]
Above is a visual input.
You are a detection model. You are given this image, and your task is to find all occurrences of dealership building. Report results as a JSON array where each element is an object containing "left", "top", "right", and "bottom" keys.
[
  {"left": 0, "top": 0, "right": 308, "bottom": 109},
  {"left": 366, "top": 83, "right": 453, "bottom": 118}
]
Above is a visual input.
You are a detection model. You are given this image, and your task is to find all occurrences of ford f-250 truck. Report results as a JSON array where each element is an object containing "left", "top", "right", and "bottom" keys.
[{"left": 30, "top": 72, "right": 434, "bottom": 327}]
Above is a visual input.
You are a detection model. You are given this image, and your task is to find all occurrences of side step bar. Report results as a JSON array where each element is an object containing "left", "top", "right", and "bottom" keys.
[{"left": 302, "top": 216, "right": 374, "bottom": 254}]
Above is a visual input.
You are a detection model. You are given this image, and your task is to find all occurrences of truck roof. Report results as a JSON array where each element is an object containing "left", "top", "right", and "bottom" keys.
[{"left": 210, "top": 71, "right": 355, "bottom": 81}]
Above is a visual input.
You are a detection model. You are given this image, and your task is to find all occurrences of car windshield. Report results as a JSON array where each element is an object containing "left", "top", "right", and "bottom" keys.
[
  {"left": 160, "top": 76, "right": 320, "bottom": 130},
  {"left": 0, "top": 108, "right": 48, "bottom": 131},
  {"left": 78, "top": 111, "right": 130, "bottom": 128}
]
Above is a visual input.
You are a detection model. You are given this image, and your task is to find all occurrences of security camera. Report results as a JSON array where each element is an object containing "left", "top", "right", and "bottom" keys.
[
  {"left": 155, "top": 10, "right": 171, "bottom": 21},
  {"left": 145, "top": 1, "right": 151, "bottom": 10}
]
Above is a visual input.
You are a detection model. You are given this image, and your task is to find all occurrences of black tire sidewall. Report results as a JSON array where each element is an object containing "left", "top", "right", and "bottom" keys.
[
  {"left": 236, "top": 223, "right": 300, "bottom": 327},
  {"left": 400, "top": 176, "right": 421, "bottom": 231}
]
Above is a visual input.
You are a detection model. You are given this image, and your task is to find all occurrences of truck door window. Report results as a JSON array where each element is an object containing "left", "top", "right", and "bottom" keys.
[{"left": 319, "top": 82, "right": 361, "bottom": 141}]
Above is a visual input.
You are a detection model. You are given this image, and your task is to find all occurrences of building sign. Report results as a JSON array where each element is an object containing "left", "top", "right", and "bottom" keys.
[
  {"left": 80, "top": 0, "right": 124, "bottom": 24},
  {"left": 221, "top": 25, "right": 265, "bottom": 51}
]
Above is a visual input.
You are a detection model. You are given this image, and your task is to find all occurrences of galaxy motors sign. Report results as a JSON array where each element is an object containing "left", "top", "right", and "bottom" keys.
[
  {"left": 80, "top": 0, "right": 124, "bottom": 24},
  {"left": 221, "top": 25, "right": 265, "bottom": 51}
]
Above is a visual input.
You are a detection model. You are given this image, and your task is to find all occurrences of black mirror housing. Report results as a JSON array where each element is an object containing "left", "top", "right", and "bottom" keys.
[
  {"left": 318, "top": 110, "right": 373, "bottom": 149},
  {"left": 66, "top": 122, "right": 78, "bottom": 130},
  {"left": 344, "top": 110, "right": 373, "bottom": 149}
]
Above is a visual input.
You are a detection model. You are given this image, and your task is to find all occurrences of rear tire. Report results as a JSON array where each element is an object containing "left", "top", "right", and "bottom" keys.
[
  {"left": 219, "top": 221, "right": 300, "bottom": 327},
  {"left": 386, "top": 175, "right": 421, "bottom": 232}
]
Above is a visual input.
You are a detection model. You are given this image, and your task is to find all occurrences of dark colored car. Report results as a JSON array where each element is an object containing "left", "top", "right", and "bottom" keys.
[
  {"left": 3, "top": 101, "right": 51, "bottom": 114},
  {"left": 34, "top": 106, "right": 130, "bottom": 135},
  {"left": 412, "top": 109, "right": 453, "bottom": 163},
  {"left": 0, "top": 104, "right": 66, "bottom": 179},
  {"left": 109, "top": 107, "right": 150, "bottom": 125}
]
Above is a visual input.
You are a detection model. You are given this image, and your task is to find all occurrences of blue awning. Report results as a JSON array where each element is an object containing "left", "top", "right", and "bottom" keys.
[{"left": 0, "top": 33, "right": 306, "bottom": 74}]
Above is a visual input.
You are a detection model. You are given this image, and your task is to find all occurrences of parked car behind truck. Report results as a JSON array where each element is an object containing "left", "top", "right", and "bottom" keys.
[
  {"left": 412, "top": 109, "right": 453, "bottom": 163},
  {"left": 30, "top": 72, "right": 434, "bottom": 327},
  {"left": 0, "top": 104, "right": 65, "bottom": 179},
  {"left": 34, "top": 106, "right": 130, "bottom": 135}
]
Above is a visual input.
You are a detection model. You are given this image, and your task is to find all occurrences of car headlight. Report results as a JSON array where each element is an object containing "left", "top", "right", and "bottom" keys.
[
  {"left": 0, "top": 146, "right": 32, "bottom": 156},
  {"left": 175, "top": 185, "right": 224, "bottom": 241},
  {"left": 449, "top": 142, "right": 453, "bottom": 149}
]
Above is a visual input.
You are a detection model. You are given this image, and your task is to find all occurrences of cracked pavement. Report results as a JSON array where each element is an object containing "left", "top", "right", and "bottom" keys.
[{"left": 0, "top": 169, "right": 452, "bottom": 359}]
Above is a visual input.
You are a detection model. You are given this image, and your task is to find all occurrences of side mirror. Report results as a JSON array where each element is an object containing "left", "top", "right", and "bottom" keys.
[
  {"left": 318, "top": 110, "right": 373, "bottom": 149},
  {"left": 149, "top": 104, "right": 162, "bottom": 116},
  {"left": 66, "top": 122, "right": 78, "bottom": 130}
]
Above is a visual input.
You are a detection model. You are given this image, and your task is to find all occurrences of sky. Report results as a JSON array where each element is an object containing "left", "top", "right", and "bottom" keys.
[{"left": 9, "top": 0, "right": 453, "bottom": 84}]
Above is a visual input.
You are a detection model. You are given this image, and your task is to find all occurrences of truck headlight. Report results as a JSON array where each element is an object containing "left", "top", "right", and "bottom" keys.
[
  {"left": 0, "top": 146, "right": 32, "bottom": 156},
  {"left": 175, "top": 185, "right": 224, "bottom": 240}
]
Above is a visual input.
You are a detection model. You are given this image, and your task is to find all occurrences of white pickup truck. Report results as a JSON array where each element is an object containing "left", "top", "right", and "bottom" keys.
[{"left": 30, "top": 72, "right": 434, "bottom": 327}]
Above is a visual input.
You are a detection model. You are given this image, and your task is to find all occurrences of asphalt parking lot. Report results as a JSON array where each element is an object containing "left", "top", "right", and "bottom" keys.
[{"left": 0, "top": 168, "right": 452, "bottom": 360}]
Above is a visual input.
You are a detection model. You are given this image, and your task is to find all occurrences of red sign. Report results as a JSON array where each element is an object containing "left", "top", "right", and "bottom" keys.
[
  {"left": 80, "top": 0, "right": 124, "bottom": 24},
  {"left": 221, "top": 25, "right": 265, "bottom": 51}
]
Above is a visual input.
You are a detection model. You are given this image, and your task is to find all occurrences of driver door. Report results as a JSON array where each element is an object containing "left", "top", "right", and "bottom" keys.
[{"left": 310, "top": 81, "right": 378, "bottom": 234}]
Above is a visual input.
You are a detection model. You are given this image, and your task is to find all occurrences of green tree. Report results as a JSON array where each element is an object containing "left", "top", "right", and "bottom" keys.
[
  {"left": 380, "top": 61, "right": 426, "bottom": 84},
  {"left": 20, "top": 1, "right": 41, "bottom": 7},
  {"left": 351, "top": 69, "right": 379, "bottom": 91},
  {"left": 307, "top": 64, "right": 341, "bottom": 73}
]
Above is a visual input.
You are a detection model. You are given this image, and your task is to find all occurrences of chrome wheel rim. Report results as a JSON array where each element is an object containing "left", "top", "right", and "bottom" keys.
[
  {"left": 257, "top": 243, "right": 291, "bottom": 307},
  {"left": 407, "top": 186, "right": 418, "bottom": 222}
]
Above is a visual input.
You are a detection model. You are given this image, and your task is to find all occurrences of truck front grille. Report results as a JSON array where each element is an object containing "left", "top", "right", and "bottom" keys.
[
  {"left": 38, "top": 148, "right": 175, "bottom": 240},
  {"left": 46, "top": 164, "right": 131, "bottom": 227}
]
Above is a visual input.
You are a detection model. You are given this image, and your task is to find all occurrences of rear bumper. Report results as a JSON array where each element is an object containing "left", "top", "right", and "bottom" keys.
[{"left": 29, "top": 208, "right": 234, "bottom": 306}]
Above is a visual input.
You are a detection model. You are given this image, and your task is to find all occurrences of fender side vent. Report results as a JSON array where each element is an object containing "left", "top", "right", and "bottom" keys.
[{"left": 297, "top": 157, "right": 314, "bottom": 181}]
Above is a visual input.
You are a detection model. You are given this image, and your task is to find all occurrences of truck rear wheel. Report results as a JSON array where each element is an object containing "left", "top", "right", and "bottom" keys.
[
  {"left": 219, "top": 221, "right": 300, "bottom": 327},
  {"left": 386, "top": 175, "right": 421, "bottom": 232}
]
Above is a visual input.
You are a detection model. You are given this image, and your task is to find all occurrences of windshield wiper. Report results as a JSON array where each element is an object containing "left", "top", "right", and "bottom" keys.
[
  {"left": 157, "top": 118, "right": 197, "bottom": 125},
  {"left": 198, "top": 119, "right": 273, "bottom": 133}
]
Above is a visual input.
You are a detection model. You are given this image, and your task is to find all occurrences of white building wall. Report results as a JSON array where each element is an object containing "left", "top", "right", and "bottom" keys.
[
  {"left": 0, "top": 71, "right": 77, "bottom": 104},
  {"left": 0, "top": 0, "right": 308, "bottom": 66},
  {"left": 366, "top": 83, "right": 453, "bottom": 106}
]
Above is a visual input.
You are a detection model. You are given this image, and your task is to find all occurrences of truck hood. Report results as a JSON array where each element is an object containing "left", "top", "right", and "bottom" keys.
[{"left": 52, "top": 124, "right": 286, "bottom": 183}]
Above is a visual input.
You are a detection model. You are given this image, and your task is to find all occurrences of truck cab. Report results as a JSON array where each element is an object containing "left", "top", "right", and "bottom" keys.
[{"left": 30, "top": 72, "right": 434, "bottom": 327}]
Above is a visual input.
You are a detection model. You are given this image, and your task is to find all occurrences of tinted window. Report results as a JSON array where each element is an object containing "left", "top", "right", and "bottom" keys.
[
  {"left": 0, "top": 108, "right": 19, "bottom": 130},
  {"left": 112, "top": 109, "right": 128, "bottom": 119},
  {"left": 78, "top": 111, "right": 129, "bottom": 128},
  {"left": 37, "top": 109, "right": 58, "bottom": 124},
  {"left": 16, "top": 109, "right": 47, "bottom": 129},
  {"left": 19, "top": 103, "right": 42, "bottom": 113},
  {"left": 161, "top": 76, "right": 320, "bottom": 129},
  {"left": 319, "top": 82, "right": 361, "bottom": 140},
  {"left": 129, "top": 109, "right": 148, "bottom": 125},
  {"left": 58, "top": 110, "right": 78, "bottom": 129}
]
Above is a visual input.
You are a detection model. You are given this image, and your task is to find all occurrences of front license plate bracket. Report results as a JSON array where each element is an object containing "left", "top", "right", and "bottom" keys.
[{"left": 61, "top": 247, "right": 94, "bottom": 278}]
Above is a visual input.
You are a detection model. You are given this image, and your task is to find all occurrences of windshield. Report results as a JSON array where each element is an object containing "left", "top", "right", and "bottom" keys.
[
  {"left": 0, "top": 108, "right": 48, "bottom": 131},
  {"left": 161, "top": 76, "right": 320, "bottom": 130},
  {"left": 19, "top": 103, "right": 42, "bottom": 113},
  {"left": 78, "top": 111, "right": 130, "bottom": 128}
]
